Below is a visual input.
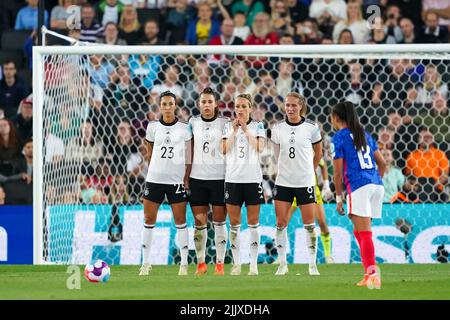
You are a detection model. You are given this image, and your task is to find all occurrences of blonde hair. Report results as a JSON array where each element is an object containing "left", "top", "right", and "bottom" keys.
[
  {"left": 119, "top": 5, "right": 141, "bottom": 31},
  {"left": 286, "top": 92, "right": 307, "bottom": 116},
  {"left": 236, "top": 93, "right": 253, "bottom": 107},
  {"left": 346, "top": 0, "right": 363, "bottom": 24}
]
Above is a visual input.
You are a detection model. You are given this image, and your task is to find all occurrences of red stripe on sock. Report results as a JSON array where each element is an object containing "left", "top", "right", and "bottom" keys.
[{"left": 359, "top": 230, "right": 376, "bottom": 275}]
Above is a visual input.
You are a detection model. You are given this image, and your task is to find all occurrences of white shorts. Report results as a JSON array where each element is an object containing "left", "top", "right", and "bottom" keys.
[{"left": 346, "top": 184, "right": 384, "bottom": 219}]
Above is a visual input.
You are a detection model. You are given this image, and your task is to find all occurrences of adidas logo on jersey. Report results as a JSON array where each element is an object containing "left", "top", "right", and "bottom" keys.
[{"left": 250, "top": 242, "right": 258, "bottom": 247}]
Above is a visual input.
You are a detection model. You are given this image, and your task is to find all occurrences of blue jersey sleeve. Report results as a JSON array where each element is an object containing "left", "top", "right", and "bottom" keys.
[
  {"left": 369, "top": 133, "right": 379, "bottom": 152},
  {"left": 332, "top": 132, "right": 344, "bottom": 160}
]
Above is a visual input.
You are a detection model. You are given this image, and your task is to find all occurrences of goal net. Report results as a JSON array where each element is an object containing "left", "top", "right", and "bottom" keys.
[{"left": 33, "top": 44, "right": 450, "bottom": 265}]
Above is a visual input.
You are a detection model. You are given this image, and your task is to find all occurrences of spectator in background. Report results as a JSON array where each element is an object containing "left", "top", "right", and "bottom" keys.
[
  {"left": 254, "top": 71, "right": 284, "bottom": 117},
  {"left": 208, "top": 18, "right": 244, "bottom": 65},
  {"left": 109, "top": 175, "right": 129, "bottom": 204},
  {"left": 275, "top": 58, "right": 304, "bottom": 97},
  {"left": 66, "top": 121, "right": 104, "bottom": 175},
  {"left": 140, "top": 19, "right": 164, "bottom": 45},
  {"left": 183, "top": 59, "right": 216, "bottom": 110},
  {"left": 229, "top": 60, "right": 257, "bottom": 97},
  {"left": 270, "top": 0, "right": 295, "bottom": 37},
  {"left": 80, "top": 3, "right": 104, "bottom": 43},
  {"left": 89, "top": 54, "right": 115, "bottom": 89},
  {"left": 50, "top": 0, "right": 76, "bottom": 30},
  {"left": 118, "top": 4, "right": 143, "bottom": 45},
  {"left": 12, "top": 95, "right": 33, "bottom": 142},
  {"left": 381, "top": 148, "right": 405, "bottom": 203},
  {"left": 0, "top": 138, "right": 33, "bottom": 187},
  {"left": 332, "top": 0, "right": 369, "bottom": 44},
  {"left": 231, "top": 0, "right": 265, "bottom": 27},
  {"left": 128, "top": 53, "right": 162, "bottom": 89},
  {"left": 279, "top": 33, "right": 298, "bottom": 44},
  {"left": 422, "top": 0, "right": 450, "bottom": 28},
  {"left": 384, "top": 4, "right": 404, "bottom": 43},
  {"left": 166, "top": 0, "right": 195, "bottom": 44},
  {"left": 97, "top": 22, "right": 127, "bottom": 45},
  {"left": 186, "top": 2, "right": 221, "bottom": 45},
  {"left": 0, "top": 119, "right": 22, "bottom": 176},
  {"left": 414, "top": 91, "right": 450, "bottom": 150},
  {"left": 232, "top": 11, "right": 251, "bottom": 41},
  {"left": 296, "top": 18, "right": 322, "bottom": 44},
  {"left": 418, "top": 11, "right": 449, "bottom": 43},
  {"left": 0, "top": 185, "right": 5, "bottom": 205},
  {"left": 309, "top": 0, "right": 347, "bottom": 38},
  {"left": 15, "top": 0, "right": 49, "bottom": 30},
  {"left": 96, "top": 0, "right": 124, "bottom": 26},
  {"left": 127, "top": 140, "right": 148, "bottom": 203},
  {"left": 370, "top": 16, "right": 398, "bottom": 44},
  {"left": 286, "top": 0, "right": 310, "bottom": 25},
  {"left": 244, "top": 12, "right": 278, "bottom": 75},
  {"left": 337, "top": 28, "right": 354, "bottom": 44},
  {"left": 399, "top": 17, "right": 417, "bottom": 44},
  {"left": 136, "top": 0, "right": 167, "bottom": 9},
  {"left": 0, "top": 61, "right": 31, "bottom": 119},
  {"left": 107, "top": 120, "right": 138, "bottom": 176},
  {"left": 151, "top": 65, "right": 183, "bottom": 102},
  {"left": 414, "top": 64, "right": 448, "bottom": 105},
  {"left": 405, "top": 128, "right": 449, "bottom": 199}
]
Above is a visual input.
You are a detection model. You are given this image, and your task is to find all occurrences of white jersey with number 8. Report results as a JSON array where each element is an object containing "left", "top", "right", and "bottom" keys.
[
  {"left": 222, "top": 119, "right": 266, "bottom": 183},
  {"left": 189, "top": 115, "right": 228, "bottom": 180},
  {"left": 271, "top": 118, "right": 322, "bottom": 188},
  {"left": 145, "top": 119, "right": 192, "bottom": 184}
]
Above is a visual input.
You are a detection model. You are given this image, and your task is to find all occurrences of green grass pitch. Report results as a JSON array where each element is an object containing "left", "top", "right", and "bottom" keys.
[{"left": 1, "top": 264, "right": 449, "bottom": 300}]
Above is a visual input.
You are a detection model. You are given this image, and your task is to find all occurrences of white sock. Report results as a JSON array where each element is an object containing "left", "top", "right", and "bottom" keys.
[
  {"left": 248, "top": 224, "right": 260, "bottom": 267},
  {"left": 214, "top": 221, "right": 228, "bottom": 264},
  {"left": 304, "top": 223, "right": 318, "bottom": 266},
  {"left": 141, "top": 224, "right": 154, "bottom": 265},
  {"left": 194, "top": 224, "right": 207, "bottom": 264},
  {"left": 276, "top": 226, "right": 287, "bottom": 265},
  {"left": 229, "top": 224, "right": 241, "bottom": 265},
  {"left": 176, "top": 223, "right": 189, "bottom": 266}
]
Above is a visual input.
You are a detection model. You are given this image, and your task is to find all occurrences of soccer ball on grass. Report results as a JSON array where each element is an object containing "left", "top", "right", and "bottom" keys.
[{"left": 84, "top": 260, "right": 111, "bottom": 283}]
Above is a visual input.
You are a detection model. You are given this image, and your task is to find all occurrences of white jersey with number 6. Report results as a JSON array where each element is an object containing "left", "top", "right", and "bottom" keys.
[
  {"left": 271, "top": 118, "right": 322, "bottom": 188},
  {"left": 189, "top": 115, "right": 228, "bottom": 180},
  {"left": 145, "top": 119, "right": 192, "bottom": 184},
  {"left": 222, "top": 119, "right": 266, "bottom": 183}
]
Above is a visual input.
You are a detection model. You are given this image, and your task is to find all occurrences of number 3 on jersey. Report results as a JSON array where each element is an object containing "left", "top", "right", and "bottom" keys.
[{"left": 357, "top": 146, "right": 373, "bottom": 169}]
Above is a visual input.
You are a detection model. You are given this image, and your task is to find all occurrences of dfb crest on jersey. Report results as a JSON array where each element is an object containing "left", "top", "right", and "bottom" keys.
[
  {"left": 239, "top": 135, "right": 246, "bottom": 144},
  {"left": 203, "top": 129, "right": 211, "bottom": 141},
  {"left": 289, "top": 136, "right": 295, "bottom": 145},
  {"left": 164, "top": 133, "right": 171, "bottom": 144}
]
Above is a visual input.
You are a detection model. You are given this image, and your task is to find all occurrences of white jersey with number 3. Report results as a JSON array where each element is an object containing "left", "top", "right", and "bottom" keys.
[
  {"left": 271, "top": 118, "right": 322, "bottom": 188},
  {"left": 189, "top": 115, "right": 228, "bottom": 180},
  {"left": 222, "top": 120, "right": 266, "bottom": 183},
  {"left": 145, "top": 119, "right": 192, "bottom": 184}
]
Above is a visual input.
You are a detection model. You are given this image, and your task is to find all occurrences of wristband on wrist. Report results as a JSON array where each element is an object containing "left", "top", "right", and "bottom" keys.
[
  {"left": 336, "top": 195, "right": 343, "bottom": 203},
  {"left": 323, "top": 180, "right": 330, "bottom": 189}
]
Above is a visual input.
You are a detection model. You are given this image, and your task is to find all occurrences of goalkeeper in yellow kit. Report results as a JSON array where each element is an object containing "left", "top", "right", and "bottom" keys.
[{"left": 288, "top": 158, "right": 334, "bottom": 263}]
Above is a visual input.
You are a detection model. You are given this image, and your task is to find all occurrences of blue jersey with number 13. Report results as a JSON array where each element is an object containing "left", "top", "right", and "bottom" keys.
[{"left": 332, "top": 128, "right": 383, "bottom": 193}]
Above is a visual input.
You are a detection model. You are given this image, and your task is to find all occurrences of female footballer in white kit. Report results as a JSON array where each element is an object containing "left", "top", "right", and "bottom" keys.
[
  {"left": 221, "top": 93, "right": 266, "bottom": 276},
  {"left": 139, "top": 91, "right": 192, "bottom": 276},
  {"left": 188, "top": 87, "right": 228, "bottom": 276},
  {"left": 271, "top": 92, "right": 323, "bottom": 276}
]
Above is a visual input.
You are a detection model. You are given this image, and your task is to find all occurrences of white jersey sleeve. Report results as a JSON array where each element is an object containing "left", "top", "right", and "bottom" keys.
[
  {"left": 311, "top": 122, "right": 322, "bottom": 144},
  {"left": 145, "top": 121, "right": 156, "bottom": 143},
  {"left": 270, "top": 123, "right": 280, "bottom": 145},
  {"left": 222, "top": 120, "right": 233, "bottom": 139}
]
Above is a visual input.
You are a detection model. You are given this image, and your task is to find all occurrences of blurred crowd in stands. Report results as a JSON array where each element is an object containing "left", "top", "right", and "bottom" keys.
[{"left": 0, "top": 0, "right": 449, "bottom": 205}]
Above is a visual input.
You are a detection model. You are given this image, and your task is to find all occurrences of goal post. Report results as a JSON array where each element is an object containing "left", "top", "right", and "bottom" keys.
[{"left": 33, "top": 44, "right": 450, "bottom": 265}]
